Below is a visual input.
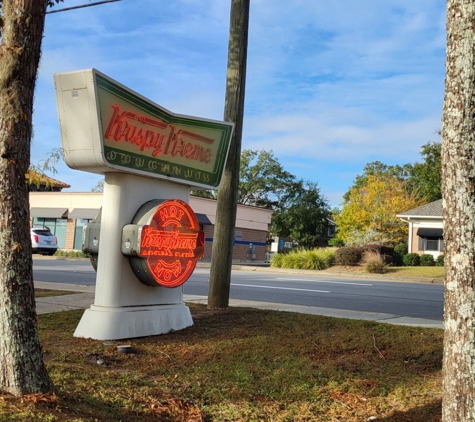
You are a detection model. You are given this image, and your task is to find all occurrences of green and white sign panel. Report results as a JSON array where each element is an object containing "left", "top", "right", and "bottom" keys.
[{"left": 54, "top": 69, "right": 234, "bottom": 189}]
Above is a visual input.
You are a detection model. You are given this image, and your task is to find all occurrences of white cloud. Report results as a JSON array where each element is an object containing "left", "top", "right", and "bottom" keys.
[{"left": 33, "top": 0, "right": 446, "bottom": 205}]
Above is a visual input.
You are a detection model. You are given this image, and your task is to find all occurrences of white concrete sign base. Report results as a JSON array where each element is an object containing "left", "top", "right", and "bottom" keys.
[
  {"left": 73, "top": 172, "right": 194, "bottom": 340},
  {"left": 74, "top": 304, "right": 193, "bottom": 340}
]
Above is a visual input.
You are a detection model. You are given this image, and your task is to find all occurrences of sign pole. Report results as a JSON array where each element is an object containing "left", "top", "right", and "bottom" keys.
[
  {"left": 74, "top": 173, "right": 193, "bottom": 340},
  {"left": 54, "top": 69, "right": 233, "bottom": 340}
]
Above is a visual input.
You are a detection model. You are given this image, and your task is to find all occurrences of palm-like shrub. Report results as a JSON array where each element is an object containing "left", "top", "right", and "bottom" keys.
[
  {"left": 281, "top": 250, "right": 305, "bottom": 269},
  {"left": 270, "top": 253, "right": 284, "bottom": 267},
  {"left": 271, "top": 249, "right": 336, "bottom": 270}
]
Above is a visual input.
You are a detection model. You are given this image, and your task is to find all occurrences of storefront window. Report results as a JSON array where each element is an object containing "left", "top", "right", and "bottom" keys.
[{"left": 74, "top": 219, "right": 92, "bottom": 250}]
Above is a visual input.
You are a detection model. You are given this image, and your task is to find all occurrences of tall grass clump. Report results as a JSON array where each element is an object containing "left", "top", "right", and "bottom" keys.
[
  {"left": 271, "top": 249, "right": 335, "bottom": 270},
  {"left": 270, "top": 253, "right": 284, "bottom": 267},
  {"left": 280, "top": 250, "right": 306, "bottom": 269},
  {"left": 363, "top": 250, "right": 388, "bottom": 274},
  {"left": 301, "top": 248, "right": 335, "bottom": 270}
]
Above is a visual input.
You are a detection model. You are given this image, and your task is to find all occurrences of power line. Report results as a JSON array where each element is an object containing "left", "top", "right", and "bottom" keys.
[{"left": 46, "top": 0, "right": 122, "bottom": 14}]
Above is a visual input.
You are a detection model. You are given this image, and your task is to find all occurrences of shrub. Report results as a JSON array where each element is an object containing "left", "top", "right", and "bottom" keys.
[
  {"left": 270, "top": 253, "right": 284, "bottom": 268},
  {"left": 280, "top": 250, "right": 305, "bottom": 269},
  {"left": 393, "top": 243, "right": 408, "bottom": 266},
  {"left": 301, "top": 249, "right": 335, "bottom": 270},
  {"left": 436, "top": 254, "right": 445, "bottom": 267},
  {"left": 394, "top": 243, "right": 408, "bottom": 256},
  {"left": 363, "top": 250, "right": 388, "bottom": 274},
  {"left": 53, "top": 249, "right": 88, "bottom": 258},
  {"left": 420, "top": 254, "right": 435, "bottom": 266},
  {"left": 403, "top": 253, "right": 421, "bottom": 266},
  {"left": 335, "top": 247, "right": 362, "bottom": 266},
  {"left": 270, "top": 249, "right": 336, "bottom": 270},
  {"left": 328, "top": 237, "right": 344, "bottom": 247},
  {"left": 360, "top": 244, "right": 394, "bottom": 264}
]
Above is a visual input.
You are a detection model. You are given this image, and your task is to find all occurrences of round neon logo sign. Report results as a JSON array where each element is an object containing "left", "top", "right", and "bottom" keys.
[{"left": 126, "top": 199, "right": 204, "bottom": 288}]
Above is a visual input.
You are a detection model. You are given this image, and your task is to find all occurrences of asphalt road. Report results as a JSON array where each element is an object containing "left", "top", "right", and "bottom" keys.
[{"left": 32, "top": 258, "right": 444, "bottom": 322}]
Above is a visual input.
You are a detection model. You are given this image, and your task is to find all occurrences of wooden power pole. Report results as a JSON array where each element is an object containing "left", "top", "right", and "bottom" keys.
[{"left": 208, "top": 0, "right": 250, "bottom": 308}]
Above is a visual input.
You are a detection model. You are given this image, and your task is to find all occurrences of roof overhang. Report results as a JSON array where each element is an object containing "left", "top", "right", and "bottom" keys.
[
  {"left": 417, "top": 228, "right": 443, "bottom": 237},
  {"left": 196, "top": 213, "right": 212, "bottom": 226},
  {"left": 68, "top": 208, "right": 101, "bottom": 219},
  {"left": 30, "top": 207, "right": 68, "bottom": 218}
]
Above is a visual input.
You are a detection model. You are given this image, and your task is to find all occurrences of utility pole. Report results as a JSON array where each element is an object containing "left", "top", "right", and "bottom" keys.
[{"left": 208, "top": 0, "right": 250, "bottom": 308}]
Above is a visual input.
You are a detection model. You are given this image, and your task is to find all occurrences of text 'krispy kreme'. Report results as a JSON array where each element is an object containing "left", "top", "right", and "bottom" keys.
[
  {"left": 131, "top": 199, "right": 204, "bottom": 288},
  {"left": 140, "top": 227, "right": 200, "bottom": 257},
  {"left": 105, "top": 105, "right": 214, "bottom": 163}
]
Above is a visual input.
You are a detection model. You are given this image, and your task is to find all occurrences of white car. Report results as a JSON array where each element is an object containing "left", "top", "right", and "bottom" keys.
[{"left": 31, "top": 227, "right": 58, "bottom": 255}]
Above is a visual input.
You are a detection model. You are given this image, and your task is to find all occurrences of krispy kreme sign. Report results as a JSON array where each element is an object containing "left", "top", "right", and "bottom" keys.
[
  {"left": 122, "top": 199, "right": 204, "bottom": 288},
  {"left": 54, "top": 69, "right": 233, "bottom": 189}
]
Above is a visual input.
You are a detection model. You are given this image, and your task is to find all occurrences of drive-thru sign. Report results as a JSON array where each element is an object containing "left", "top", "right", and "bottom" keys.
[{"left": 54, "top": 69, "right": 233, "bottom": 340}]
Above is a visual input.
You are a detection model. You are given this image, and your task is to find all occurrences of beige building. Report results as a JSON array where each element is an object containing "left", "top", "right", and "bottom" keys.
[
  {"left": 29, "top": 192, "right": 272, "bottom": 261},
  {"left": 397, "top": 199, "right": 444, "bottom": 258}
]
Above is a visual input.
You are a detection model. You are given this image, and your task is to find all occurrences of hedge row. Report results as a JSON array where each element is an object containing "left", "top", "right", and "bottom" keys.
[
  {"left": 403, "top": 253, "right": 444, "bottom": 267},
  {"left": 335, "top": 244, "right": 394, "bottom": 266},
  {"left": 335, "top": 245, "right": 445, "bottom": 267},
  {"left": 271, "top": 249, "right": 336, "bottom": 270}
]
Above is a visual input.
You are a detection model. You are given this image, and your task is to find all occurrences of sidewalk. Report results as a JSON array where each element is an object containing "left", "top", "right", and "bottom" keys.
[{"left": 34, "top": 267, "right": 443, "bottom": 329}]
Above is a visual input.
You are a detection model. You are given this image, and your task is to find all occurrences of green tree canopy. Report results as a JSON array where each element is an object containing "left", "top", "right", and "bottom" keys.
[
  {"left": 407, "top": 141, "right": 441, "bottom": 202},
  {"left": 192, "top": 148, "right": 331, "bottom": 247},
  {"left": 271, "top": 180, "right": 331, "bottom": 248},
  {"left": 343, "top": 138, "right": 442, "bottom": 204},
  {"left": 238, "top": 149, "right": 296, "bottom": 208}
]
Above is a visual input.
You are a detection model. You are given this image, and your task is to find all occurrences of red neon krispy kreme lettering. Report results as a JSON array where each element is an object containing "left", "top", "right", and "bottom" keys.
[
  {"left": 104, "top": 105, "right": 214, "bottom": 163},
  {"left": 140, "top": 228, "right": 200, "bottom": 256},
  {"left": 137, "top": 200, "right": 204, "bottom": 288}
]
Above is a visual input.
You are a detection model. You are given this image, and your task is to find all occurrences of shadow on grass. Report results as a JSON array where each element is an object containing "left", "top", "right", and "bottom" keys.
[
  {"left": 374, "top": 399, "right": 441, "bottom": 422},
  {"left": 0, "top": 392, "right": 205, "bottom": 422},
  {"left": 24, "top": 306, "right": 444, "bottom": 421}
]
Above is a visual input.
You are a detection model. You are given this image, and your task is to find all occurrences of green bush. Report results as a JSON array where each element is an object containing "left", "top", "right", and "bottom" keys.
[
  {"left": 363, "top": 251, "right": 388, "bottom": 274},
  {"left": 335, "top": 247, "right": 362, "bottom": 266},
  {"left": 360, "top": 244, "right": 393, "bottom": 264},
  {"left": 393, "top": 243, "right": 408, "bottom": 266},
  {"left": 54, "top": 250, "right": 88, "bottom": 258},
  {"left": 328, "top": 237, "right": 344, "bottom": 247},
  {"left": 301, "top": 249, "right": 335, "bottom": 270},
  {"left": 270, "top": 253, "right": 284, "bottom": 268},
  {"left": 436, "top": 254, "right": 445, "bottom": 267},
  {"left": 403, "top": 253, "right": 421, "bottom": 266},
  {"left": 270, "top": 249, "right": 336, "bottom": 270},
  {"left": 420, "top": 254, "right": 435, "bottom": 266},
  {"left": 281, "top": 250, "right": 306, "bottom": 269}
]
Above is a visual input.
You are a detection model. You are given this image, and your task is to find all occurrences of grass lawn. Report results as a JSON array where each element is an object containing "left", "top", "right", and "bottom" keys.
[
  {"left": 387, "top": 266, "right": 444, "bottom": 279},
  {"left": 0, "top": 304, "right": 443, "bottom": 421},
  {"left": 324, "top": 265, "right": 445, "bottom": 280},
  {"left": 34, "top": 289, "right": 81, "bottom": 298}
]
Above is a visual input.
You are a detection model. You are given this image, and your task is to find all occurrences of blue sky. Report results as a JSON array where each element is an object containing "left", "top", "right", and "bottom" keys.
[{"left": 34, "top": 0, "right": 446, "bottom": 207}]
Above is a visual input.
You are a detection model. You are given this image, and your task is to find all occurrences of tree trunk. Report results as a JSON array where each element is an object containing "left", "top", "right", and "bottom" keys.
[
  {"left": 208, "top": 0, "right": 250, "bottom": 308},
  {"left": 0, "top": 0, "right": 53, "bottom": 395},
  {"left": 442, "top": 1, "right": 475, "bottom": 419}
]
